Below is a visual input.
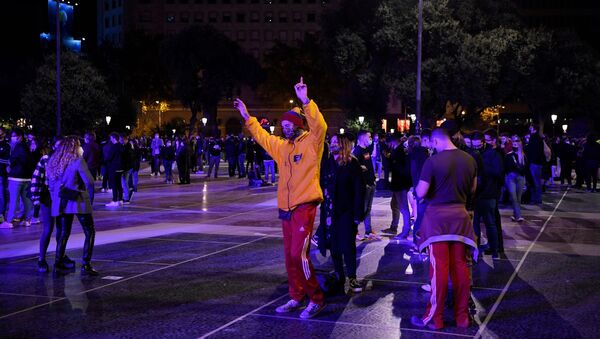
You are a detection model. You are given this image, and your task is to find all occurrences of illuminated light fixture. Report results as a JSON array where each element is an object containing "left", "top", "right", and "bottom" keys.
[
  {"left": 105, "top": 116, "right": 111, "bottom": 125},
  {"left": 172, "top": 129, "right": 176, "bottom": 134},
  {"left": 551, "top": 114, "right": 558, "bottom": 124},
  {"left": 125, "top": 125, "right": 131, "bottom": 130},
  {"left": 339, "top": 128, "right": 345, "bottom": 134},
  {"left": 82, "top": 37, "right": 85, "bottom": 41},
  {"left": 461, "top": 111, "right": 466, "bottom": 116},
  {"left": 289, "top": 99, "right": 294, "bottom": 104},
  {"left": 155, "top": 100, "right": 160, "bottom": 104},
  {"left": 358, "top": 116, "right": 365, "bottom": 124},
  {"left": 410, "top": 114, "right": 417, "bottom": 122},
  {"left": 202, "top": 117, "right": 208, "bottom": 126},
  {"left": 269, "top": 126, "right": 275, "bottom": 134},
  {"left": 390, "top": 128, "right": 395, "bottom": 134},
  {"left": 28, "top": 125, "right": 33, "bottom": 129},
  {"left": 562, "top": 124, "right": 568, "bottom": 133}
]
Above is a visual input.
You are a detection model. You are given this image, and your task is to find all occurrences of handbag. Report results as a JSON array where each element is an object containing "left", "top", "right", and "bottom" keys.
[{"left": 59, "top": 185, "right": 80, "bottom": 201}]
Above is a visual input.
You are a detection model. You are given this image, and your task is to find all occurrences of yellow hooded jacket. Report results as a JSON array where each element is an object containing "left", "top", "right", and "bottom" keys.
[{"left": 245, "top": 100, "right": 327, "bottom": 211}]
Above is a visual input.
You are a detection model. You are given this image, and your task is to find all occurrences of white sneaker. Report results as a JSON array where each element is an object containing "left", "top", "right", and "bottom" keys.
[
  {"left": 100, "top": 188, "right": 106, "bottom": 193},
  {"left": 421, "top": 284, "right": 431, "bottom": 292},
  {"left": 0, "top": 221, "right": 14, "bottom": 229},
  {"left": 105, "top": 201, "right": 120, "bottom": 207},
  {"left": 30, "top": 218, "right": 41, "bottom": 224},
  {"left": 275, "top": 299, "right": 302, "bottom": 313},
  {"left": 299, "top": 302, "right": 326, "bottom": 319},
  {"left": 118, "top": 201, "right": 124, "bottom": 206}
]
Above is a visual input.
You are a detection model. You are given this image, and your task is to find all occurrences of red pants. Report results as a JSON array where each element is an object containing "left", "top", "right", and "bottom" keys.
[
  {"left": 422, "top": 241, "right": 471, "bottom": 328},
  {"left": 282, "top": 204, "right": 324, "bottom": 305}
]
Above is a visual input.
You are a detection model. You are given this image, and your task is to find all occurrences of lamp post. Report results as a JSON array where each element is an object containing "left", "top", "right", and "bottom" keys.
[
  {"left": 551, "top": 114, "right": 558, "bottom": 136},
  {"left": 269, "top": 126, "right": 275, "bottom": 134},
  {"left": 339, "top": 128, "right": 345, "bottom": 134},
  {"left": 155, "top": 100, "right": 162, "bottom": 128},
  {"left": 105, "top": 115, "right": 111, "bottom": 125},
  {"left": 202, "top": 117, "right": 207, "bottom": 126},
  {"left": 358, "top": 116, "right": 365, "bottom": 124},
  {"left": 390, "top": 128, "right": 395, "bottom": 134},
  {"left": 562, "top": 124, "right": 568, "bottom": 134},
  {"left": 172, "top": 128, "right": 176, "bottom": 136}
]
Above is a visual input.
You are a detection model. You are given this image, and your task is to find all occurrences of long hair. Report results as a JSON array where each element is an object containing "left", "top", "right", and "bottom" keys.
[
  {"left": 511, "top": 134, "right": 525, "bottom": 165},
  {"left": 47, "top": 135, "right": 81, "bottom": 181},
  {"left": 333, "top": 133, "right": 354, "bottom": 166}
]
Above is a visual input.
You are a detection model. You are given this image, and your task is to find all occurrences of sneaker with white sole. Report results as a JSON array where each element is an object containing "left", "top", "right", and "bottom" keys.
[
  {"left": 275, "top": 299, "right": 303, "bottom": 313},
  {"left": 105, "top": 201, "right": 120, "bottom": 207},
  {"left": 30, "top": 218, "right": 41, "bottom": 224},
  {"left": 299, "top": 302, "right": 326, "bottom": 319},
  {"left": 349, "top": 278, "right": 363, "bottom": 293},
  {"left": 0, "top": 221, "right": 14, "bottom": 229}
]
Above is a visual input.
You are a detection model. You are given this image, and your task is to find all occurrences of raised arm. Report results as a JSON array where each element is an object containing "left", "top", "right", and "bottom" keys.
[
  {"left": 234, "top": 98, "right": 285, "bottom": 161},
  {"left": 295, "top": 77, "right": 327, "bottom": 144}
]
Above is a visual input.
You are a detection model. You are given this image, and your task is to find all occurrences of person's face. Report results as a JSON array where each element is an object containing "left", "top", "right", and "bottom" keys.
[
  {"left": 471, "top": 139, "right": 483, "bottom": 150},
  {"left": 529, "top": 126, "right": 537, "bottom": 134},
  {"left": 464, "top": 137, "right": 472, "bottom": 148},
  {"left": 484, "top": 136, "right": 496, "bottom": 148},
  {"left": 154, "top": 133, "right": 159, "bottom": 139},
  {"left": 11, "top": 133, "right": 19, "bottom": 144},
  {"left": 281, "top": 120, "right": 296, "bottom": 140},
  {"left": 511, "top": 137, "right": 521, "bottom": 149},
  {"left": 360, "top": 133, "right": 372, "bottom": 147},
  {"left": 330, "top": 136, "right": 340, "bottom": 154},
  {"left": 421, "top": 136, "right": 430, "bottom": 148}
]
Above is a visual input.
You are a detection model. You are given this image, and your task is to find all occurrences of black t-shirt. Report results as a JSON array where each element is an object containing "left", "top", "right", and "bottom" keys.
[
  {"left": 352, "top": 145, "right": 376, "bottom": 185},
  {"left": 419, "top": 149, "right": 477, "bottom": 205}
]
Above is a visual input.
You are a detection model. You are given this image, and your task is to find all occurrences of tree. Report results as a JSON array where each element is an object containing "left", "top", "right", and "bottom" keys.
[
  {"left": 161, "top": 25, "right": 261, "bottom": 135},
  {"left": 21, "top": 51, "right": 116, "bottom": 136}
]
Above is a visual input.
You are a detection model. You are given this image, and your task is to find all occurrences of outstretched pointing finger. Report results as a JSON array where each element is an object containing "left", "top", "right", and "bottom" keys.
[{"left": 300, "top": 76, "right": 304, "bottom": 84}]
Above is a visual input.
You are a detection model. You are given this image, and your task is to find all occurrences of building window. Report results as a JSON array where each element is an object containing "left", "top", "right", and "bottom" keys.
[
  {"left": 278, "top": 12, "right": 288, "bottom": 23},
  {"left": 112, "top": 0, "right": 117, "bottom": 9},
  {"left": 105, "top": 0, "right": 109, "bottom": 11},
  {"left": 112, "top": 16, "right": 117, "bottom": 26},
  {"left": 250, "top": 11, "right": 259, "bottom": 22},
  {"left": 293, "top": 11, "right": 302, "bottom": 23},
  {"left": 194, "top": 12, "right": 204, "bottom": 23},
  {"left": 139, "top": 11, "right": 152, "bottom": 23},
  {"left": 250, "top": 30, "right": 260, "bottom": 41},
  {"left": 208, "top": 12, "right": 218, "bottom": 23},
  {"left": 236, "top": 12, "right": 246, "bottom": 23},
  {"left": 265, "top": 30, "right": 273, "bottom": 41},
  {"left": 166, "top": 13, "right": 176, "bottom": 23},
  {"left": 180, "top": 12, "right": 190, "bottom": 23},
  {"left": 105, "top": 17, "right": 110, "bottom": 28},
  {"left": 222, "top": 12, "right": 232, "bottom": 23},
  {"left": 307, "top": 12, "right": 316, "bottom": 22},
  {"left": 237, "top": 31, "right": 246, "bottom": 41},
  {"left": 265, "top": 12, "right": 273, "bottom": 23},
  {"left": 251, "top": 49, "right": 259, "bottom": 59},
  {"left": 293, "top": 30, "right": 302, "bottom": 40},
  {"left": 278, "top": 30, "right": 287, "bottom": 41},
  {"left": 118, "top": 14, "right": 122, "bottom": 25}
]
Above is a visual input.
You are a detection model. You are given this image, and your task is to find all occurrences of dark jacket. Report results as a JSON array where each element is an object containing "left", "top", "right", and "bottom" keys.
[
  {"left": 161, "top": 145, "right": 175, "bottom": 161},
  {"left": 121, "top": 142, "right": 135, "bottom": 171},
  {"left": 389, "top": 145, "right": 412, "bottom": 192},
  {"left": 8, "top": 141, "right": 34, "bottom": 179},
  {"left": 526, "top": 133, "right": 545, "bottom": 165},
  {"left": 104, "top": 142, "right": 123, "bottom": 172},
  {"left": 83, "top": 141, "right": 101, "bottom": 170},
  {"left": 478, "top": 146, "right": 504, "bottom": 199},
  {"left": 409, "top": 146, "right": 429, "bottom": 188},
  {"left": 352, "top": 144, "right": 376, "bottom": 186},
  {"left": 0, "top": 139, "right": 10, "bottom": 177},
  {"left": 317, "top": 156, "right": 365, "bottom": 256},
  {"left": 505, "top": 152, "right": 528, "bottom": 177}
]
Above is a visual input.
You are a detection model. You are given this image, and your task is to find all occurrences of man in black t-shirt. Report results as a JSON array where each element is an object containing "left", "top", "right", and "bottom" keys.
[{"left": 352, "top": 130, "right": 380, "bottom": 240}]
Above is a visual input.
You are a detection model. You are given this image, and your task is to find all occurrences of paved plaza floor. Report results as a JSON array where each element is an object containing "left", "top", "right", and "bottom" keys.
[{"left": 1, "top": 165, "right": 599, "bottom": 338}]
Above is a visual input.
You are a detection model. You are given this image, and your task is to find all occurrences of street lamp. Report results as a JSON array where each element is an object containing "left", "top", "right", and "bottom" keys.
[
  {"left": 105, "top": 115, "right": 111, "bottom": 125},
  {"left": 269, "top": 126, "right": 275, "bottom": 134},
  {"left": 562, "top": 124, "right": 568, "bottom": 133},
  {"left": 125, "top": 125, "right": 130, "bottom": 130},
  {"left": 172, "top": 129, "right": 176, "bottom": 135},
  {"left": 339, "top": 128, "right": 345, "bottom": 134},
  {"left": 358, "top": 116, "right": 365, "bottom": 124},
  {"left": 409, "top": 114, "right": 416, "bottom": 123},
  {"left": 289, "top": 99, "right": 294, "bottom": 104},
  {"left": 201, "top": 117, "right": 207, "bottom": 126},
  {"left": 551, "top": 114, "right": 558, "bottom": 124},
  {"left": 390, "top": 128, "right": 395, "bottom": 134}
]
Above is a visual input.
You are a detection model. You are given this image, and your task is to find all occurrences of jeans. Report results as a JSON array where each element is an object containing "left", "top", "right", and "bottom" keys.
[
  {"left": 6, "top": 180, "right": 33, "bottom": 222},
  {"left": 585, "top": 160, "right": 599, "bottom": 191},
  {"left": 55, "top": 213, "right": 95, "bottom": 264},
  {"left": 121, "top": 169, "right": 132, "bottom": 201},
  {"left": 38, "top": 201, "right": 55, "bottom": 261},
  {"left": 506, "top": 173, "right": 525, "bottom": 219},
  {"left": 237, "top": 154, "right": 246, "bottom": 177},
  {"left": 263, "top": 160, "right": 275, "bottom": 183},
  {"left": 473, "top": 198, "right": 499, "bottom": 254},
  {"left": 529, "top": 164, "right": 543, "bottom": 204},
  {"left": 207, "top": 156, "right": 221, "bottom": 178},
  {"left": 0, "top": 176, "right": 7, "bottom": 219},
  {"left": 390, "top": 190, "right": 411, "bottom": 237},
  {"left": 361, "top": 185, "right": 375, "bottom": 234},
  {"left": 163, "top": 160, "right": 173, "bottom": 181},
  {"left": 227, "top": 156, "right": 237, "bottom": 177},
  {"left": 152, "top": 155, "right": 161, "bottom": 175},
  {"left": 129, "top": 170, "right": 139, "bottom": 191}
]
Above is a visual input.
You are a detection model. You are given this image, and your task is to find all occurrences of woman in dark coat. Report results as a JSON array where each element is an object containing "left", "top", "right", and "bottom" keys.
[{"left": 316, "top": 134, "right": 366, "bottom": 293}]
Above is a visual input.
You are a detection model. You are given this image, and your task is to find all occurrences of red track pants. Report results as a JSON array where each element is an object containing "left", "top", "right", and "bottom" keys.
[
  {"left": 282, "top": 203, "right": 324, "bottom": 305},
  {"left": 422, "top": 241, "right": 471, "bottom": 328}
]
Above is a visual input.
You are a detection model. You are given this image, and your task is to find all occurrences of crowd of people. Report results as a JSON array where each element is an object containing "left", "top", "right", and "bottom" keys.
[{"left": 1, "top": 77, "right": 599, "bottom": 329}]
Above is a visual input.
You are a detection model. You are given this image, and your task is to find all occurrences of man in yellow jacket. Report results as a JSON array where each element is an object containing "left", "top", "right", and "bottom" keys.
[{"left": 233, "top": 77, "right": 327, "bottom": 319}]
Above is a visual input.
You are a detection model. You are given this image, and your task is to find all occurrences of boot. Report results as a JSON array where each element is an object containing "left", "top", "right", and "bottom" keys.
[{"left": 81, "top": 263, "right": 99, "bottom": 276}]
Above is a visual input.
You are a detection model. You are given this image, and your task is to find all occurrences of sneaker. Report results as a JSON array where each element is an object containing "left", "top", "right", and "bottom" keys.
[
  {"left": 366, "top": 232, "right": 382, "bottom": 241},
  {"left": 31, "top": 217, "right": 41, "bottom": 224},
  {"left": 0, "top": 221, "right": 14, "bottom": 229},
  {"left": 349, "top": 278, "right": 363, "bottom": 293},
  {"left": 410, "top": 315, "right": 443, "bottom": 330},
  {"left": 275, "top": 299, "right": 303, "bottom": 313},
  {"left": 299, "top": 302, "right": 326, "bottom": 319},
  {"left": 118, "top": 201, "right": 124, "bottom": 206},
  {"left": 516, "top": 217, "right": 524, "bottom": 222},
  {"left": 356, "top": 234, "right": 364, "bottom": 241},
  {"left": 381, "top": 227, "right": 397, "bottom": 235},
  {"left": 421, "top": 284, "right": 431, "bottom": 292},
  {"left": 122, "top": 200, "right": 131, "bottom": 205},
  {"left": 100, "top": 188, "right": 106, "bottom": 193},
  {"left": 105, "top": 201, "right": 120, "bottom": 207},
  {"left": 21, "top": 220, "right": 32, "bottom": 227},
  {"left": 37, "top": 260, "right": 49, "bottom": 273}
]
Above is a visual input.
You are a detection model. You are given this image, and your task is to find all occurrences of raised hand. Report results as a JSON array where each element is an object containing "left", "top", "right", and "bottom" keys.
[
  {"left": 233, "top": 98, "right": 250, "bottom": 121},
  {"left": 294, "top": 76, "right": 309, "bottom": 105}
]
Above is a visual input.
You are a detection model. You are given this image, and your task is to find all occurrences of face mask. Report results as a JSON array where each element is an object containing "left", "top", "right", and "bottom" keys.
[{"left": 330, "top": 145, "right": 340, "bottom": 154}]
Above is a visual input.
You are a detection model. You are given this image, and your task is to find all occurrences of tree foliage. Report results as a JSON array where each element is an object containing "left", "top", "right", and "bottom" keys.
[
  {"left": 21, "top": 51, "right": 116, "bottom": 136},
  {"left": 160, "top": 25, "right": 261, "bottom": 135}
]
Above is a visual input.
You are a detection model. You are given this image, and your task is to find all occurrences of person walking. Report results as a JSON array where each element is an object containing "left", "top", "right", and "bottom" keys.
[
  {"left": 1, "top": 128, "right": 34, "bottom": 228},
  {"left": 104, "top": 133, "right": 124, "bottom": 207},
  {"left": 505, "top": 135, "right": 528, "bottom": 222},
  {"left": 233, "top": 77, "right": 327, "bottom": 319}
]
